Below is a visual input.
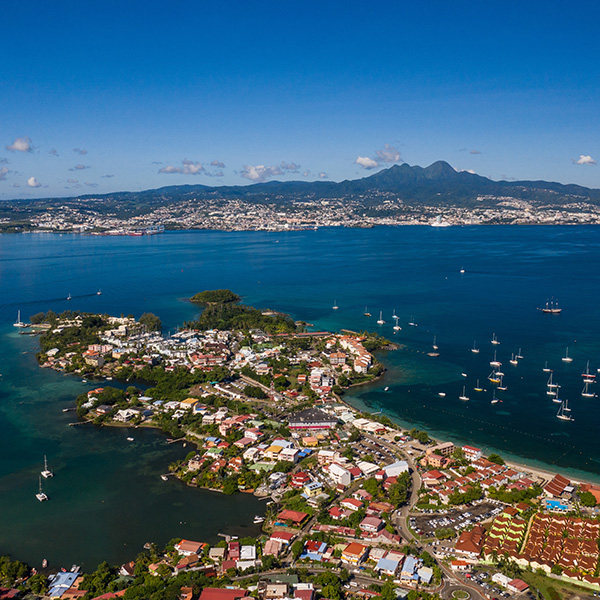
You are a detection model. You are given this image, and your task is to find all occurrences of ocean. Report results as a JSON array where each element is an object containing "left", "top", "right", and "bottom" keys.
[{"left": 0, "top": 226, "right": 599, "bottom": 567}]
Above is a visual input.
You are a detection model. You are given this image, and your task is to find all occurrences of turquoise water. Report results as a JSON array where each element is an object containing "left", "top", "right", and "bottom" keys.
[{"left": 1, "top": 227, "right": 600, "bottom": 566}]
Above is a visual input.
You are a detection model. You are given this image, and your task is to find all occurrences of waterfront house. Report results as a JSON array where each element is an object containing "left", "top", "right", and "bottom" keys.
[
  {"left": 175, "top": 539, "right": 205, "bottom": 556},
  {"left": 270, "top": 530, "right": 295, "bottom": 545}
]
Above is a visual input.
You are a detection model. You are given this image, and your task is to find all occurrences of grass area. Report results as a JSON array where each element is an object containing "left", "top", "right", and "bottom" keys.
[
  {"left": 521, "top": 570, "right": 594, "bottom": 600},
  {"left": 451, "top": 591, "right": 470, "bottom": 600}
]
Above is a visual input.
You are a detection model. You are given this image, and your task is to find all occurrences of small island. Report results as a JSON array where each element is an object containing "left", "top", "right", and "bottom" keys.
[{"left": 190, "top": 289, "right": 241, "bottom": 305}]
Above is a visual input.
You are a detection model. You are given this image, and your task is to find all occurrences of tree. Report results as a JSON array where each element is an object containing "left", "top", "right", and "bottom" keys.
[
  {"left": 139, "top": 312, "right": 162, "bottom": 331},
  {"left": 579, "top": 491, "right": 597, "bottom": 507},
  {"left": 291, "top": 540, "right": 304, "bottom": 560},
  {"left": 28, "top": 573, "right": 49, "bottom": 595},
  {"left": 244, "top": 385, "right": 267, "bottom": 399},
  {"left": 487, "top": 453, "right": 505, "bottom": 465},
  {"left": 222, "top": 477, "right": 239, "bottom": 495}
]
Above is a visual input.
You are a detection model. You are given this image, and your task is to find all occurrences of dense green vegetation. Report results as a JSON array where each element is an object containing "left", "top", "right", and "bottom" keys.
[
  {"left": 188, "top": 302, "right": 297, "bottom": 334},
  {"left": 139, "top": 312, "right": 162, "bottom": 331},
  {"left": 190, "top": 289, "right": 241, "bottom": 304}
]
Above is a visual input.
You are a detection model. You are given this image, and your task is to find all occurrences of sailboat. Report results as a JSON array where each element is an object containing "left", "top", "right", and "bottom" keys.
[
  {"left": 547, "top": 372, "right": 558, "bottom": 389},
  {"left": 488, "top": 370, "right": 501, "bottom": 384},
  {"left": 497, "top": 375, "right": 507, "bottom": 391},
  {"left": 13, "top": 310, "right": 27, "bottom": 328},
  {"left": 516, "top": 348, "right": 524, "bottom": 359},
  {"left": 582, "top": 381, "right": 596, "bottom": 398},
  {"left": 41, "top": 455, "right": 53, "bottom": 479},
  {"left": 543, "top": 361, "right": 551, "bottom": 372},
  {"left": 332, "top": 300, "right": 339, "bottom": 310},
  {"left": 36, "top": 476, "right": 48, "bottom": 502},
  {"left": 376, "top": 311, "right": 385, "bottom": 325},
  {"left": 556, "top": 399, "right": 574, "bottom": 421},
  {"left": 470, "top": 341, "right": 479, "bottom": 354},
  {"left": 392, "top": 313, "right": 401, "bottom": 331},
  {"left": 541, "top": 299, "right": 562, "bottom": 314},
  {"left": 459, "top": 266, "right": 465, "bottom": 274},
  {"left": 562, "top": 347, "right": 573, "bottom": 363},
  {"left": 96, "top": 289, "right": 102, "bottom": 295},
  {"left": 459, "top": 386, "right": 469, "bottom": 401},
  {"left": 474, "top": 379, "right": 483, "bottom": 392},
  {"left": 491, "top": 391, "right": 500, "bottom": 404},
  {"left": 552, "top": 387, "right": 563, "bottom": 403},
  {"left": 582, "top": 361, "right": 595, "bottom": 381},
  {"left": 408, "top": 316, "right": 417, "bottom": 326},
  {"left": 490, "top": 351, "right": 501, "bottom": 368},
  {"left": 67, "top": 293, "right": 72, "bottom": 301},
  {"left": 509, "top": 353, "right": 518, "bottom": 366},
  {"left": 432, "top": 336, "right": 438, "bottom": 350},
  {"left": 363, "top": 306, "right": 371, "bottom": 317},
  {"left": 491, "top": 332, "right": 500, "bottom": 345}
]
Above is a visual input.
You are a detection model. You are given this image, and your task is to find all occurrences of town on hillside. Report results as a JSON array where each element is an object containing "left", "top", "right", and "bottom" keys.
[{"left": 4, "top": 297, "right": 600, "bottom": 600}]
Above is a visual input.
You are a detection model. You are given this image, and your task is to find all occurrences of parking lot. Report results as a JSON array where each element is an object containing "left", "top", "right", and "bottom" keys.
[{"left": 411, "top": 500, "right": 502, "bottom": 536}]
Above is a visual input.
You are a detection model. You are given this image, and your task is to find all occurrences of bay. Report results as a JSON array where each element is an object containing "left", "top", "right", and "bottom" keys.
[{"left": 1, "top": 226, "right": 599, "bottom": 567}]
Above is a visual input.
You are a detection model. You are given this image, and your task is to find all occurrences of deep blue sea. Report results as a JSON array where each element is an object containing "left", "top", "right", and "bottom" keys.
[{"left": 1, "top": 226, "right": 599, "bottom": 567}]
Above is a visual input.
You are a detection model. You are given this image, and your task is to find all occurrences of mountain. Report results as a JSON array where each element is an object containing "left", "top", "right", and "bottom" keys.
[{"left": 3, "top": 161, "right": 600, "bottom": 218}]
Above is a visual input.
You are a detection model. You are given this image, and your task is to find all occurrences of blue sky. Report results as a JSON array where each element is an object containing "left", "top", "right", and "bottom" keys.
[{"left": 2, "top": 1, "right": 599, "bottom": 198}]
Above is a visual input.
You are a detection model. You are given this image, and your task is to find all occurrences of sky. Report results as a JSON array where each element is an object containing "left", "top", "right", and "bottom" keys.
[{"left": 1, "top": 0, "right": 599, "bottom": 198}]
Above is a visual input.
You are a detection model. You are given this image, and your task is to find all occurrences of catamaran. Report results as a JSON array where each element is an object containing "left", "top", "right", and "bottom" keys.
[
  {"left": 376, "top": 311, "right": 385, "bottom": 325},
  {"left": 36, "top": 476, "right": 48, "bottom": 502},
  {"left": 459, "top": 386, "right": 469, "bottom": 401},
  {"left": 562, "top": 347, "right": 573, "bottom": 363},
  {"left": 470, "top": 341, "right": 479, "bottom": 354},
  {"left": 41, "top": 455, "right": 53, "bottom": 479},
  {"left": 13, "top": 310, "right": 27, "bottom": 328},
  {"left": 491, "top": 332, "right": 500, "bottom": 345},
  {"left": 392, "top": 313, "right": 401, "bottom": 331},
  {"left": 556, "top": 399, "right": 574, "bottom": 421}
]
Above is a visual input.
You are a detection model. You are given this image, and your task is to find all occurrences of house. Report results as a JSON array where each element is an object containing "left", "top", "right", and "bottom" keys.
[
  {"left": 507, "top": 579, "right": 529, "bottom": 594},
  {"left": 277, "top": 509, "right": 308, "bottom": 525},
  {"left": 462, "top": 445, "right": 483, "bottom": 461},
  {"left": 422, "top": 470, "right": 447, "bottom": 487},
  {"left": 359, "top": 516, "right": 383, "bottom": 534},
  {"left": 263, "top": 539, "right": 283, "bottom": 556},
  {"left": 270, "top": 530, "right": 296, "bottom": 545},
  {"left": 341, "top": 543, "right": 369, "bottom": 565},
  {"left": 175, "top": 540, "right": 205, "bottom": 556},
  {"left": 118, "top": 561, "right": 135, "bottom": 576},
  {"left": 374, "top": 557, "right": 400, "bottom": 576},
  {"left": 329, "top": 463, "right": 352, "bottom": 487},
  {"left": 199, "top": 589, "right": 249, "bottom": 600},
  {"left": 544, "top": 473, "right": 571, "bottom": 497},
  {"left": 340, "top": 498, "right": 363, "bottom": 512},
  {"left": 450, "top": 560, "right": 470, "bottom": 572}
]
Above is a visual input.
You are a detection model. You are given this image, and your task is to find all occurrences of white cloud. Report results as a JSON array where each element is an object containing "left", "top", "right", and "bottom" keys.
[
  {"left": 159, "top": 159, "right": 205, "bottom": 174},
  {"left": 470, "top": 149, "right": 481, "bottom": 155},
  {"left": 67, "top": 179, "right": 78, "bottom": 183},
  {"left": 280, "top": 161, "right": 300, "bottom": 172},
  {"left": 69, "top": 164, "right": 90, "bottom": 171},
  {"left": 355, "top": 156, "right": 378, "bottom": 170},
  {"left": 7, "top": 136, "right": 33, "bottom": 152},
  {"left": 375, "top": 144, "right": 402, "bottom": 163},
  {"left": 302, "top": 170, "right": 310, "bottom": 177},
  {"left": 0, "top": 166, "right": 9, "bottom": 180},
  {"left": 318, "top": 172, "right": 328, "bottom": 179},
  {"left": 73, "top": 148, "right": 87, "bottom": 155},
  {"left": 575, "top": 154, "right": 596, "bottom": 165},
  {"left": 241, "top": 164, "right": 283, "bottom": 182},
  {"left": 210, "top": 160, "right": 226, "bottom": 168},
  {"left": 49, "top": 149, "right": 59, "bottom": 157},
  {"left": 101, "top": 174, "right": 115, "bottom": 178},
  {"left": 27, "top": 176, "right": 41, "bottom": 188}
]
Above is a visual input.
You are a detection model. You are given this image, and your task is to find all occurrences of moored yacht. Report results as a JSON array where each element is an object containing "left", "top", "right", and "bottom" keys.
[
  {"left": 41, "top": 455, "right": 53, "bottom": 479},
  {"left": 474, "top": 379, "right": 483, "bottom": 392},
  {"left": 556, "top": 399, "right": 574, "bottom": 421},
  {"left": 36, "top": 476, "right": 48, "bottom": 502},
  {"left": 582, "top": 381, "right": 596, "bottom": 398},
  {"left": 562, "top": 347, "right": 573, "bottom": 363},
  {"left": 470, "top": 341, "right": 479, "bottom": 354},
  {"left": 376, "top": 311, "right": 385, "bottom": 325},
  {"left": 490, "top": 351, "right": 501, "bottom": 368},
  {"left": 491, "top": 332, "right": 500, "bottom": 345},
  {"left": 459, "top": 386, "right": 469, "bottom": 401}
]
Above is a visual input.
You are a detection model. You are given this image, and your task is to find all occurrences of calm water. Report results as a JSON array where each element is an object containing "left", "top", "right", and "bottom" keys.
[{"left": 1, "top": 227, "right": 599, "bottom": 566}]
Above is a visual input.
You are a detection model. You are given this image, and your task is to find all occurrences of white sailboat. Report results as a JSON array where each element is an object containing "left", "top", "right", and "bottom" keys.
[
  {"left": 67, "top": 292, "right": 72, "bottom": 301},
  {"left": 509, "top": 353, "right": 518, "bottom": 366},
  {"left": 459, "top": 386, "right": 469, "bottom": 401},
  {"left": 363, "top": 306, "right": 371, "bottom": 317},
  {"left": 408, "top": 316, "right": 417, "bottom": 326},
  {"left": 470, "top": 341, "right": 479, "bottom": 354},
  {"left": 13, "top": 310, "right": 27, "bottom": 328},
  {"left": 547, "top": 372, "right": 558, "bottom": 389},
  {"left": 36, "top": 476, "right": 48, "bottom": 502},
  {"left": 432, "top": 335, "right": 438, "bottom": 351},
  {"left": 516, "top": 348, "right": 524, "bottom": 359},
  {"left": 459, "top": 266, "right": 465, "bottom": 274},
  {"left": 332, "top": 300, "right": 339, "bottom": 310},
  {"left": 556, "top": 399, "right": 574, "bottom": 421},
  {"left": 491, "top": 332, "right": 500, "bottom": 345},
  {"left": 392, "top": 312, "right": 401, "bottom": 331},
  {"left": 491, "top": 392, "right": 500, "bottom": 404},
  {"left": 490, "top": 351, "right": 501, "bottom": 368},
  {"left": 582, "top": 361, "right": 595, "bottom": 381},
  {"left": 97, "top": 289, "right": 102, "bottom": 295},
  {"left": 543, "top": 361, "right": 551, "bottom": 372},
  {"left": 582, "top": 381, "right": 596, "bottom": 398},
  {"left": 376, "top": 311, "right": 385, "bottom": 325},
  {"left": 562, "top": 347, "right": 573, "bottom": 363},
  {"left": 41, "top": 455, "right": 53, "bottom": 479},
  {"left": 488, "top": 370, "right": 501, "bottom": 384},
  {"left": 497, "top": 375, "right": 507, "bottom": 391}
]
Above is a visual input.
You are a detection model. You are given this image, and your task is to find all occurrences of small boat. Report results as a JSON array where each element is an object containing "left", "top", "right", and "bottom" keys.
[
  {"left": 556, "top": 399, "right": 574, "bottom": 421},
  {"left": 377, "top": 311, "right": 385, "bottom": 325},
  {"left": 491, "top": 392, "right": 500, "bottom": 405},
  {"left": 547, "top": 373, "right": 558, "bottom": 389},
  {"left": 491, "top": 332, "right": 500, "bottom": 345},
  {"left": 497, "top": 375, "right": 507, "bottom": 391},
  {"left": 543, "top": 361, "right": 551, "bottom": 372},
  {"left": 392, "top": 312, "right": 401, "bottom": 331},
  {"left": 13, "top": 310, "right": 27, "bottom": 328},
  {"left": 459, "top": 386, "right": 469, "bottom": 401},
  {"left": 41, "top": 455, "right": 53, "bottom": 479},
  {"left": 161, "top": 474, "right": 168, "bottom": 481},
  {"left": 97, "top": 289, "right": 102, "bottom": 295},
  {"left": 582, "top": 361, "right": 595, "bottom": 381},
  {"left": 127, "top": 437, "right": 134, "bottom": 442},
  {"left": 253, "top": 515, "right": 265, "bottom": 524},
  {"left": 470, "top": 341, "right": 479, "bottom": 354},
  {"left": 562, "top": 347, "right": 573, "bottom": 363},
  {"left": 363, "top": 306, "right": 371, "bottom": 317},
  {"left": 461, "top": 372, "right": 468, "bottom": 377},
  {"left": 516, "top": 348, "right": 524, "bottom": 359},
  {"left": 81, "top": 379, "right": 87, "bottom": 383},
  {"left": 474, "top": 380, "right": 483, "bottom": 392},
  {"left": 408, "top": 316, "right": 417, "bottom": 326},
  {"left": 488, "top": 370, "right": 501, "bottom": 384},
  {"left": 438, "top": 392, "right": 446, "bottom": 397},
  {"left": 459, "top": 266, "right": 465, "bottom": 274},
  {"left": 432, "top": 335, "right": 438, "bottom": 351},
  {"left": 490, "top": 350, "right": 501, "bottom": 368},
  {"left": 552, "top": 391, "right": 562, "bottom": 404},
  {"left": 36, "top": 476, "right": 48, "bottom": 502},
  {"left": 509, "top": 353, "right": 518, "bottom": 366},
  {"left": 384, "top": 386, "right": 389, "bottom": 391},
  {"left": 582, "top": 381, "right": 596, "bottom": 398},
  {"left": 427, "top": 351, "right": 440, "bottom": 357},
  {"left": 332, "top": 300, "right": 339, "bottom": 310},
  {"left": 42, "top": 559, "right": 48, "bottom": 569},
  {"left": 67, "top": 293, "right": 72, "bottom": 301}
]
